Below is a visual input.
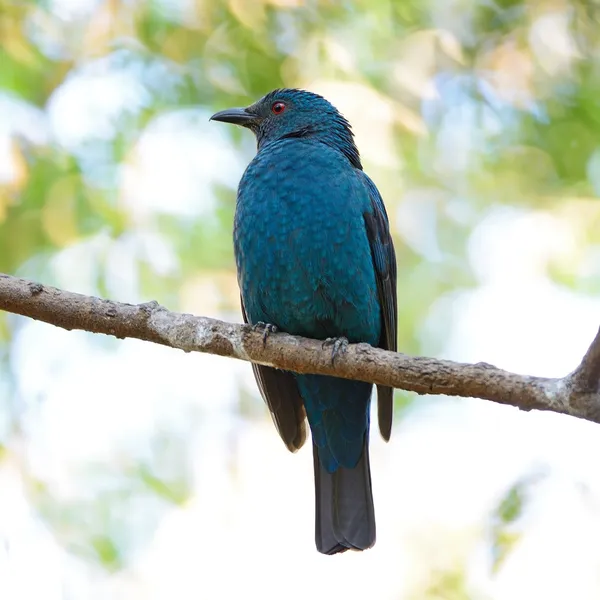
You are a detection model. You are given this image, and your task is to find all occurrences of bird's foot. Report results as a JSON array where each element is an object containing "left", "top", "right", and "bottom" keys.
[
  {"left": 322, "top": 336, "right": 349, "bottom": 366},
  {"left": 253, "top": 321, "right": 278, "bottom": 347}
]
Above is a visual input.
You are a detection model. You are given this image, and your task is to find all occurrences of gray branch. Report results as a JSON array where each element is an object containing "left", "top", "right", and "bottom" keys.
[{"left": 1, "top": 272, "right": 600, "bottom": 423}]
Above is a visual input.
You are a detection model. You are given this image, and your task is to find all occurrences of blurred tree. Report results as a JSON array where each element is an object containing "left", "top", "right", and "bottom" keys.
[{"left": 1, "top": 0, "right": 599, "bottom": 595}]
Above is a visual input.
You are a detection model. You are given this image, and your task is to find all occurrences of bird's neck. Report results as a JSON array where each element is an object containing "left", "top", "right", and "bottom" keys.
[
  {"left": 321, "top": 128, "right": 362, "bottom": 171},
  {"left": 257, "top": 126, "right": 362, "bottom": 171}
]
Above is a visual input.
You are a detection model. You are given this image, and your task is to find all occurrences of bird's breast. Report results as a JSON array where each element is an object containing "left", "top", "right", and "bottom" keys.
[{"left": 234, "top": 141, "right": 380, "bottom": 343}]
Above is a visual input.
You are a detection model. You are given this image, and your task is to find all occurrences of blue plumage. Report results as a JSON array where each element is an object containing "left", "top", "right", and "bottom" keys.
[{"left": 211, "top": 89, "right": 397, "bottom": 554}]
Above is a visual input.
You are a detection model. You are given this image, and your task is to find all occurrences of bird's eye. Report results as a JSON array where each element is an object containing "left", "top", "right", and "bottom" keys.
[{"left": 271, "top": 101, "right": 286, "bottom": 115}]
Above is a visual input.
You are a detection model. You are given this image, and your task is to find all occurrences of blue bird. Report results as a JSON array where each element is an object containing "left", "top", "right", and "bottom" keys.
[{"left": 211, "top": 89, "right": 397, "bottom": 554}]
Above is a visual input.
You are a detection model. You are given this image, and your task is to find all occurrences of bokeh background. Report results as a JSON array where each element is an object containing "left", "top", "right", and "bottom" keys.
[{"left": 2, "top": 0, "right": 600, "bottom": 598}]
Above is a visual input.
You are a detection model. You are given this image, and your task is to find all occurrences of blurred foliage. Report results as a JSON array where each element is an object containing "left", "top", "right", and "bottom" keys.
[
  {"left": 489, "top": 471, "right": 546, "bottom": 574},
  {"left": 418, "top": 568, "right": 476, "bottom": 600},
  {"left": 1, "top": 0, "right": 600, "bottom": 590},
  {"left": 490, "top": 483, "right": 526, "bottom": 574}
]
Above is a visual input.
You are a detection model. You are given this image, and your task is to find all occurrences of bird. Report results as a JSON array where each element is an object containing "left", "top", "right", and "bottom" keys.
[{"left": 211, "top": 89, "right": 397, "bottom": 554}]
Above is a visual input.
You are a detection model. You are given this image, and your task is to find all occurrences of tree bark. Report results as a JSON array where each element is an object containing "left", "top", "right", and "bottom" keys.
[{"left": 1, "top": 272, "right": 600, "bottom": 424}]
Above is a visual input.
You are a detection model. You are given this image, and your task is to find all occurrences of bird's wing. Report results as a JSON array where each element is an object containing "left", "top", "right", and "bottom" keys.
[
  {"left": 241, "top": 299, "right": 307, "bottom": 452},
  {"left": 361, "top": 173, "right": 398, "bottom": 441}
]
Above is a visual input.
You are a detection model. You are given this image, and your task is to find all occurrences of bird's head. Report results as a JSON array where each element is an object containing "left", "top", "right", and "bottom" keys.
[{"left": 210, "top": 88, "right": 362, "bottom": 169}]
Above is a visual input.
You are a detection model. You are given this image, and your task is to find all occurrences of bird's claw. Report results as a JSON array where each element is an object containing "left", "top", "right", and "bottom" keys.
[
  {"left": 322, "top": 336, "right": 349, "bottom": 366},
  {"left": 253, "top": 321, "right": 278, "bottom": 347}
]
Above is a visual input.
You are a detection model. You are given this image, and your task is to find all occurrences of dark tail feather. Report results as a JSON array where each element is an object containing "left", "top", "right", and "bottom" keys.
[{"left": 313, "top": 438, "right": 376, "bottom": 555}]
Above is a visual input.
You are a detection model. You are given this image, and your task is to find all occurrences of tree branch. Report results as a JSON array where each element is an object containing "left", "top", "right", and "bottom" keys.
[{"left": 1, "top": 272, "right": 600, "bottom": 424}]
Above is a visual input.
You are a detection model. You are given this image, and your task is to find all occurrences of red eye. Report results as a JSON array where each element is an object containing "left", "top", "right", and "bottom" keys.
[{"left": 271, "top": 101, "right": 286, "bottom": 114}]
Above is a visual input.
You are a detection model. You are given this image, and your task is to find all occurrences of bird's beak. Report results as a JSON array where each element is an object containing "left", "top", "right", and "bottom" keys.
[{"left": 209, "top": 107, "right": 260, "bottom": 128}]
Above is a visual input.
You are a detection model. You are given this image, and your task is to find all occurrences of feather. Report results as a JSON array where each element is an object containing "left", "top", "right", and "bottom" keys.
[
  {"left": 362, "top": 173, "right": 398, "bottom": 441},
  {"left": 241, "top": 299, "right": 306, "bottom": 452}
]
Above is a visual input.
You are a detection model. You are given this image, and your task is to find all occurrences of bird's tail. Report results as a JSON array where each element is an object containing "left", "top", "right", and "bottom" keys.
[{"left": 312, "top": 437, "right": 376, "bottom": 555}]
